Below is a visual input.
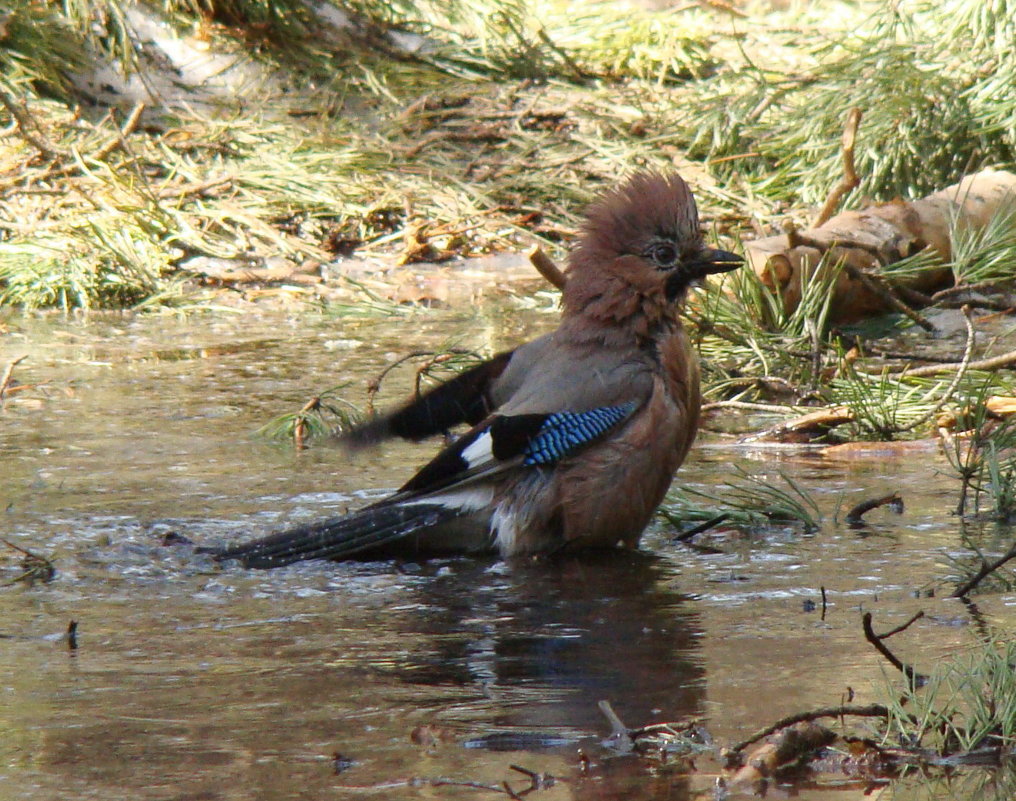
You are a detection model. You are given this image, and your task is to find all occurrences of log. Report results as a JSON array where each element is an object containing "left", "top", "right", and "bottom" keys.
[{"left": 746, "top": 169, "right": 1016, "bottom": 323}]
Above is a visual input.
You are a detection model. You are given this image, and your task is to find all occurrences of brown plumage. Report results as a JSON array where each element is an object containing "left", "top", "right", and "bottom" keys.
[{"left": 211, "top": 172, "right": 740, "bottom": 568}]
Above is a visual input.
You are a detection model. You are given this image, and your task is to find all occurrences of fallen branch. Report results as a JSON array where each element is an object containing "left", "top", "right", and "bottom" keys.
[
  {"left": 727, "top": 703, "right": 890, "bottom": 756},
  {"left": 746, "top": 169, "right": 1016, "bottom": 324},
  {"left": 727, "top": 721, "right": 837, "bottom": 790}
]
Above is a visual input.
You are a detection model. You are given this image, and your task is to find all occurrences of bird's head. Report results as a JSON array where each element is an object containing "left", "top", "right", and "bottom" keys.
[{"left": 562, "top": 172, "right": 741, "bottom": 335}]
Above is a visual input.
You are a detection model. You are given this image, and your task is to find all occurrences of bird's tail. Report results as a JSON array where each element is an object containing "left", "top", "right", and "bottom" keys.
[{"left": 209, "top": 502, "right": 471, "bottom": 569}]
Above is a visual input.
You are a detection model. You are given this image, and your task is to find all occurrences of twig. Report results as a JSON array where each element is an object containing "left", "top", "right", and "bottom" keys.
[
  {"left": 94, "top": 101, "right": 145, "bottom": 163},
  {"left": 697, "top": 0, "right": 748, "bottom": 17},
  {"left": 841, "top": 263, "right": 936, "bottom": 333},
  {"left": 893, "top": 346, "right": 1016, "bottom": 378},
  {"left": 951, "top": 542, "right": 1016, "bottom": 598},
  {"left": 893, "top": 284, "right": 936, "bottom": 308},
  {"left": 876, "top": 611, "right": 925, "bottom": 640},
  {"left": 845, "top": 492, "right": 903, "bottom": 527},
  {"left": 364, "top": 349, "right": 479, "bottom": 412},
  {"left": 293, "top": 396, "right": 321, "bottom": 451},
  {"left": 0, "top": 537, "right": 56, "bottom": 585},
  {"left": 508, "top": 764, "right": 556, "bottom": 792},
  {"left": 0, "top": 85, "right": 63, "bottom": 159},
  {"left": 932, "top": 279, "right": 1013, "bottom": 302},
  {"left": 867, "top": 347, "right": 968, "bottom": 364},
  {"left": 701, "top": 400, "right": 804, "bottom": 414},
  {"left": 958, "top": 596, "right": 992, "bottom": 644},
  {"left": 528, "top": 245, "right": 567, "bottom": 290},
  {"left": 671, "top": 513, "right": 730, "bottom": 543},
  {"left": 862, "top": 612, "right": 925, "bottom": 686},
  {"left": 737, "top": 405, "right": 854, "bottom": 443},
  {"left": 0, "top": 354, "right": 27, "bottom": 407},
  {"left": 10, "top": 102, "right": 146, "bottom": 191},
  {"left": 814, "top": 108, "right": 862, "bottom": 227},
  {"left": 728, "top": 704, "right": 890, "bottom": 755}
]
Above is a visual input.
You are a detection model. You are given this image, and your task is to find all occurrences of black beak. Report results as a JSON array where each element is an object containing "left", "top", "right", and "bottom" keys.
[
  {"left": 691, "top": 247, "right": 743, "bottom": 277},
  {"left": 664, "top": 246, "right": 744, "bottom": 301}
]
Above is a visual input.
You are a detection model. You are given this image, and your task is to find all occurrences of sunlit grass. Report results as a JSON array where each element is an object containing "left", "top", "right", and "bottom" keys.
[
  {"left": 660, "top": 466, "right": 822, "bottom": 535},
  {"left": 883, "top": 639, "right": 1016, "bottom": 755}
]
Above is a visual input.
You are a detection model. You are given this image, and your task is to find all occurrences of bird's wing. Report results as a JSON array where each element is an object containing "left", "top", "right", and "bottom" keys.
[
  {"left": 396, "top": 400, "right": 642, "bottom": 496},
  {"left": 393, "top": 338, "right": 657, "bottom": 496},
  {"left": 340, "top": 333, "right": 562, "bottom": 448}
]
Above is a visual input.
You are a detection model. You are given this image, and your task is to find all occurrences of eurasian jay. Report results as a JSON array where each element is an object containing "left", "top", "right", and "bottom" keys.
[{"left": 213, "top": 171, "right": 741, "bottom": 568}]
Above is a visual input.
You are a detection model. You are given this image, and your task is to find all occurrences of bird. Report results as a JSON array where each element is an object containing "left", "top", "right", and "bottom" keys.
[{"left": 212, "top": 171, "right": 741, "bottom": 568}]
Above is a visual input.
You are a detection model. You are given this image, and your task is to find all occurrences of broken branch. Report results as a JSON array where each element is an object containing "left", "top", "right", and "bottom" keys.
[
  {"left": 528, "top": 245, "right": 567, "bottom": 290},
  {"left": 813, "top": 107, "right": 862, "bottom": 227}
]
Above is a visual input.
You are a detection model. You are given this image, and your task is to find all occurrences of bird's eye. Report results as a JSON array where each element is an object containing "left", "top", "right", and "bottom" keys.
[{"left": 645, "top": 241, "right": 679, "bottom": 268}]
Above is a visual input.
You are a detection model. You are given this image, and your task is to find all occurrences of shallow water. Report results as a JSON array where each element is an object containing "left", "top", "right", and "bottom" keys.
[{"left": 2, "top": 303, "right": 1015, "bottom": 800}]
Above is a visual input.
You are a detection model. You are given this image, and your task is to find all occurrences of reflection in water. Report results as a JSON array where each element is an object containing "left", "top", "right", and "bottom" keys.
[
  {"left": 389, "top": 553, "right": 706, "bottom": 800},
  {"left": 398, "top": 553, "right": 704, "bottom": 746}
]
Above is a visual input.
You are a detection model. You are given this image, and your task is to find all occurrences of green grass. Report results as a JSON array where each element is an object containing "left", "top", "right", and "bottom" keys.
[
  {"left": 884, "top": 639, "right": 1016, "bottom": 755},
  {"left": 660, "top": 466, "right": 822, "bottom": 535},
  {"left": 680, "top": 0, "right": 1016, "bottom": 207}
]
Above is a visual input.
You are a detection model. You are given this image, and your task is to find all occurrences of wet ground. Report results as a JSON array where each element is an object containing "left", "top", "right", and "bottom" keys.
[{"left": 3, "top": 296, "right": 1016, "bottom": 800}]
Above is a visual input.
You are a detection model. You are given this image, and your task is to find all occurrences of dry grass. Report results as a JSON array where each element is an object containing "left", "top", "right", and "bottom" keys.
[{"left": 0, "top": 0, "right": 863, "bottom": 310}]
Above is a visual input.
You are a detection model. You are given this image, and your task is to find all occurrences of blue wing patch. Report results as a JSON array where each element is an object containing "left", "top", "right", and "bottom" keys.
[{"left": 523, "top": 402, "right": 637, "bottom": 465}]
